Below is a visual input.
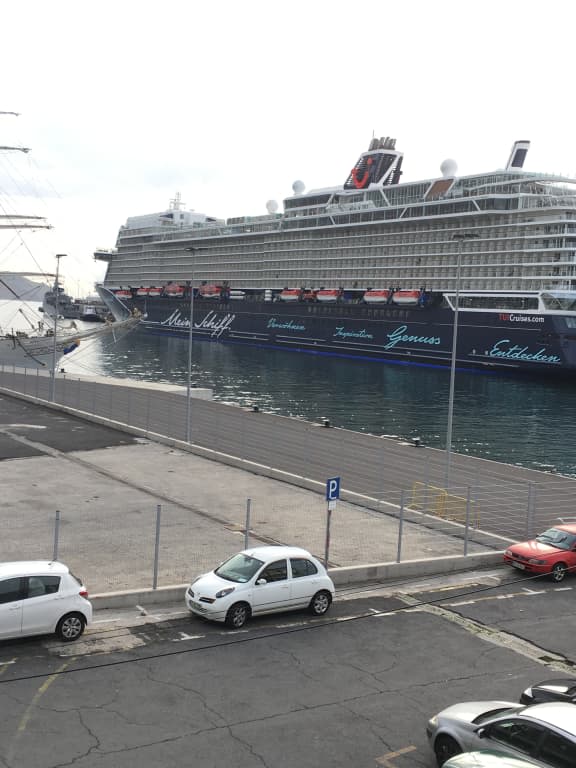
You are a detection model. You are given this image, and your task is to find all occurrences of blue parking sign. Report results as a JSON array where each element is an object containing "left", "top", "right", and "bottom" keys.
[{"left": 326, "top": 477, "right": 340, "bottom": 501}]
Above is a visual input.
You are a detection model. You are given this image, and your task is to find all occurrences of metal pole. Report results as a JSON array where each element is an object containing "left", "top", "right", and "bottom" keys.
[
  {"left": 396, "top": 489, "right": 405, "bottom": 563},
  {"left": 52, "top": 509, "right": 61, "bottom": 561},
  {"left": 445, "top": 238, "right": 462, "bottom": 489},
  {"left": 153, "top": 504, "right": 162, "bottom": 589},
  {"left": 444, "top": 233, "right": 479, "bottom": 488},
  {"left": 244, "top": 498, "right": 251, "bottom": 549},
  {"left": 186, "top": 278, "right": 194, "bottom": 442},
  {"left": 50, "top": 254, "right": 65, "bottom": 402},
  {"left": 464, "top": 486, "right": 472, "bottom": 556},
  {"left": 324, "top": 503, "right": 333, "bottom": 568}
]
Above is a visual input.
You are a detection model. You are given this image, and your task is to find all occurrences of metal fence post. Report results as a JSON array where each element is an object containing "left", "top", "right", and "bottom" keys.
[
  {"left": 396, "top": 489, "right": 405, "bottom": 563},
  {"left": 153, "top": 504, "right": 162, "bottom": 589},
  {"left": 526, "top": 483, "right": 534, "bottom": 538},
  {"left": 244, "top": 498, "right": 252, "bottom": 549},
  {"left": 52, "top": 510, "right": 61, "bottom": 561},
  {"left": 463, "top": 486, "right": 472, "bottom": 556}
]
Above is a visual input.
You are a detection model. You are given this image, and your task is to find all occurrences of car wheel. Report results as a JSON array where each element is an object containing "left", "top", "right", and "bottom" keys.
[
  {"left": 56, "top": 612, "right": 86, "bottom": 642},
  {"left": 309, "top": 590, "right": 332, "bottom": 616},
  {"left": 434, "top": 735, "right": 461, "bottom": 767},
  {"left": 551, "top": 562, "right": 567, "bottom": 582},
  {"left": 225, "top": 602, "right": 250, "bottom": 629}
]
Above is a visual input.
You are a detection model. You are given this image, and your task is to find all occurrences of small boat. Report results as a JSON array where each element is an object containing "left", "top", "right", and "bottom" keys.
[
  {"left": 316, "top": 289, "right": 341, "bottom": 303},
  {"left": 392, "top": 289, "right": 421, "bottom": 306},
  {"left": 148, "top": 287, "right": 162, "bottom": 297},
  {"left": 135, "top": 287, "right": 150, "bottom": 297},
  {"left": 279, "top": 289, "right": 301, "bottom": 302},
  {"left": 363, "top": 289, "right": 391, "bottom": 304},
  {"left": 302, "top": 290, "right": 318, "bottom": 302},
  {"left": 164, "top": 283, "right": 185, "bottom": 297},
  {"left": 115, "top": 289, "right": 132, "bottom": 299},
  {"left": 199, "top": 284, "right": 222, "bottom": 299}
]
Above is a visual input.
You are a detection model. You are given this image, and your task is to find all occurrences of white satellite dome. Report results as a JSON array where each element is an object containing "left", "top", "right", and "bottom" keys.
[
  {"left": 292, "top": 180, "right": 305, "bottom": 195},
  {"left": 440, "top": 158, "right": 458, "bottom": 177},
  {"left": 266, "top": 200, "right": 279, "bottom": 214}
]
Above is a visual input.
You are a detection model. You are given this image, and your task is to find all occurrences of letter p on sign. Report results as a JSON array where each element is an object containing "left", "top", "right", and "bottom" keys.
[{"left": 326, "top": 477, "right": 341, "bottom": 502}]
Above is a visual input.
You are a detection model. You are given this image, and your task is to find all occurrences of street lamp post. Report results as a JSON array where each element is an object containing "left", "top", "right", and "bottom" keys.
[
  {"left": 184, "top": 247, "right": 199, "bottom": 442},
  {"left": 50, "top": 253, "right": 66, "bottom": 402},
  {"left": 445, "top": 233, "right": 478, "bottom": 488}
]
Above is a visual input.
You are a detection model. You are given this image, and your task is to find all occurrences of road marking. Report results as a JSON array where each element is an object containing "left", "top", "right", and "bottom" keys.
[
  {"left": 0, "top": 658, "right": 16, "bottom": 675},
  {"left": 172, "top": 632, "right": 206, "bottom": 642},
  {"left": 375, "top": 745, "right": 417, "bottom": 766},
  {"left": 447, "top": 600, "right": 476, "bottom": 606},
  {"left": 6, "top": 660, "right": 71, "bottom": 763},
  {"left": 554, "top": 587, "right": 572, "bottom": 592},
  {"left": 521, "top": 589, "right": 546, "bottom": 595}
]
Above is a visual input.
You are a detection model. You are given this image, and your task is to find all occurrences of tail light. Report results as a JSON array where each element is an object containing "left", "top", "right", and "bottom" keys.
[{"left": 79, "top": 588, "right": 89, "bottom": 598}]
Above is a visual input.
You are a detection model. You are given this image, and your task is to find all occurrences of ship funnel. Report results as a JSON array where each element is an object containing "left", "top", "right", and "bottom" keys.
[{"left": 506, "top": 140, "right": 530, "bottom": 169}]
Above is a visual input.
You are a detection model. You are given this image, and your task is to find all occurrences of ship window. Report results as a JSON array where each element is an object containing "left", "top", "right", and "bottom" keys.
[{"left": 542, "top": 293, "right": 576, "bottom": 311}]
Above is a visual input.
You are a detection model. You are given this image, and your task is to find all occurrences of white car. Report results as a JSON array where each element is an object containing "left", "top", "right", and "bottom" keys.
[
  {"left": 185, "top": 545, "right": 335, "bottom": 628},
  {"left": 0, "top": 561, "right": 92, "bottom": 642}
]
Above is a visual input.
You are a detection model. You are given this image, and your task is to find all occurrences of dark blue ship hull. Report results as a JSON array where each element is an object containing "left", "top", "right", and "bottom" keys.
[{"left": 112, "top": 293, "right": 576, "bottom": 376}]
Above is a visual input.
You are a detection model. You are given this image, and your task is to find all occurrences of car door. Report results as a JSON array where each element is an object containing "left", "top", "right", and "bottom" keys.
[
  {"left": 478, "top": 718, "right": 545, "bottom": 762},
  {"left": 250, "top": 559, "right": 290, "bottom": 614},
  {"left": 289, "top": 558, "right": 323, "bottom": 607},
  {"left": 0, "top": 577, "right": 25, "bottom": 639},
  {"left": 21, "top": 575, "right": 63, "bottom": 637}
]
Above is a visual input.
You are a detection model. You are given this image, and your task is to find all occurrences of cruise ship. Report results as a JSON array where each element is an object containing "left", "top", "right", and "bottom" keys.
[{"left": 96, "top": 136, "right": 576, "bottom": 376}]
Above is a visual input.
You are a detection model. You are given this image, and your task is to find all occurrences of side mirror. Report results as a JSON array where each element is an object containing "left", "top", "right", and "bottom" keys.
[
  {"left": 476, "top": 727, "right": 486, "bottom": 739},
  {"left": 256, "top": 578, "right": 267, "bottom": 586}
]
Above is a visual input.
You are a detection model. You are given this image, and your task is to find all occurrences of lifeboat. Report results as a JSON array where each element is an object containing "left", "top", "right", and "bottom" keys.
[
  {"left": 279, "top": 289, "right": 301, "bottom": 302},
  {"left": 115, "top": 289, "right": 133, "bottom": 299},
  {"left": 302, "top": 290, "right": 318, "bottom": 302},
  {"left": 363, "top": 289, "right": 390, "bottom": 304},
  {"left": 135, "top": 287, "right": 150, "bottom": 297},
  {"left": 392, "top": 290, "right": 421, "bottom": 306},
  {"left": 199, "top": 284, "right": 222, "bottom": 299},
  {"left": 164, "top": 283, "right": 185, "bottom": 297},
  {"left": 148, "top": 287, "right": 162, "bottom": 297},
  {"left": 316, "top": 289, "right": 341, "bottom": 303}
]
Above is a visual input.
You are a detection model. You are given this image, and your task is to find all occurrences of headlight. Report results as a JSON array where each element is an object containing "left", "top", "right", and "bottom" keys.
[
  {"left": 505, "top": 550, "right": 512, "bottom": 557},
  {"left": 215, "top": 587, "right": 235, "bottom": 599},
  {"left": 528, "top": 558, "right": 546, "bottom": 565},
  {"left": 428, "top": 716, "right": 438, "bottom": 729},
  {"left": 523, "top": 687, "right": 532, "bottom": 698}
]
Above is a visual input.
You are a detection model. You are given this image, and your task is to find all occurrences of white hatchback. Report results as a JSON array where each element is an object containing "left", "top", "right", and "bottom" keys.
[
  {"left": 185, "top": 545, "right": 335, "bottom": 628},
  {"left": 0, "top": 561, "right": 92, "bottom": 642}
]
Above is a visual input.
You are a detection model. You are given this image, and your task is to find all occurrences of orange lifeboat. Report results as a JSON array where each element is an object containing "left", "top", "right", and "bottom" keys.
[
  {"left": 115, "top": 289, "right": 133, "bottom": 299},
  {"left": 363, "top": 289, "right": 390, "bottom": 304},
  {"left": 392, "top": 289, "right": 421, "bottom": 306},
  {"left": 316, "top": 289, "right": 341, "bottom": 303},
  {"left": 164, "top": 283, "right": 185, "bottom": 297},
  {"left": 199, "top": 284, "right": 222, "bottom": 299},
  {"left": 136, "top": 287, "right": 150, "bottom": 297},
  {"left": 148, "top": 287, "right": 162, "bottom": 297},
  {"left": 279, "top": 289, "right": 301, "bottom": 302}
]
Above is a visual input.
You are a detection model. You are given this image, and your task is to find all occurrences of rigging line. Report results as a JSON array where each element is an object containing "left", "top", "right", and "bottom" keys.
[{"left": 0, "top": 566, "right": 567, "bottom": 687}]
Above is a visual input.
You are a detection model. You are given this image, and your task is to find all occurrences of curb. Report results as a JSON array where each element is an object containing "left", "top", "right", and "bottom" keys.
[{"left": 91, "top": 551, "right": 505, "bottom": 610}]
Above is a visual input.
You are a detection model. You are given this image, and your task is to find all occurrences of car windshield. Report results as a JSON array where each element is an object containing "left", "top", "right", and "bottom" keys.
[
  {"left": 215, "top": 553, "right": 264, "bottom": 583},
  {"left": 535, "top": 528, "right": 576, "bottom": 550},
  {"left": 472, "top": 706, "right": 520, "bottom": 725}
]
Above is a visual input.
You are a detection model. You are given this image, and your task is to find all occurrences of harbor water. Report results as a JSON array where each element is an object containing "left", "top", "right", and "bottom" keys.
[{"left": 2, "top": 301, "right": 575, "bottom": 477}]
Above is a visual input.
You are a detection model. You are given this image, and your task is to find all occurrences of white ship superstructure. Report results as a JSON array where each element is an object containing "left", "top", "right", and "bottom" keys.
[{"left": 98, "top": 137, "right": 576, "bottom": 299}]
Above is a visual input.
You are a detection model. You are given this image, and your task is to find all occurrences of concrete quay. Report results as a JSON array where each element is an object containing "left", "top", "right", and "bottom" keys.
[{"left": 0, "top": 373, "right": 513, "bottom": 600}]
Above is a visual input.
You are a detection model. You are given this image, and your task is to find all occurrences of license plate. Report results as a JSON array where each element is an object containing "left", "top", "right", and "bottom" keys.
[{"left": 511, "top": 561, "right": 525, "bottom": 570}]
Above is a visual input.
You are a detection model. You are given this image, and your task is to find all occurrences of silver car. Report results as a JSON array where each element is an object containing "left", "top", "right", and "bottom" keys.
[{"left": 427, "top": 700, "right": 576, "bottom": 767}]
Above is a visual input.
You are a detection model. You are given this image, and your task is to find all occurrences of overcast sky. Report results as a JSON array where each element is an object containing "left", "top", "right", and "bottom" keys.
[{"left": 1, "top": 0, "right": 574, "bottom": 296}]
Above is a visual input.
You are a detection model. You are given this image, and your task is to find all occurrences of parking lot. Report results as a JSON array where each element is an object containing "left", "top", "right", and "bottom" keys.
[{"left": 1, "top": 568, "right": 576, "bottom": 767}]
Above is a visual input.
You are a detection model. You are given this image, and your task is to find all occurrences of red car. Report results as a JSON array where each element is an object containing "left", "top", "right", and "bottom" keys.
[{"left": 504, "top": 522, "right": 576, "bottom": 582}]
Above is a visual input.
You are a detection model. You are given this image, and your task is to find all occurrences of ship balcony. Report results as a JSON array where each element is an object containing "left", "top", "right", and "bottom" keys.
[{"left": 94, "top": 249, "right": 116, "bottom": 262}]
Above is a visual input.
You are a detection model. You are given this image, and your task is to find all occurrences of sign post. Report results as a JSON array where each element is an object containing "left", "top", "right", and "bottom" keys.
[{"left": 324, "top": 477, "right": 340, "bottom": 567}]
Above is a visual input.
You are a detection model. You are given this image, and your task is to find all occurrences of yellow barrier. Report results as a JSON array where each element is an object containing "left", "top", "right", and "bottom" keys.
[{"left": 411, "top": 482, "right": 479, "bottom": 527}]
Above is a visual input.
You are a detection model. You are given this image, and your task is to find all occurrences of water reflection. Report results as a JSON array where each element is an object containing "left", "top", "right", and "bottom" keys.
[{"left": 58, "top": 327, "right": 576, "bottom": 477}]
